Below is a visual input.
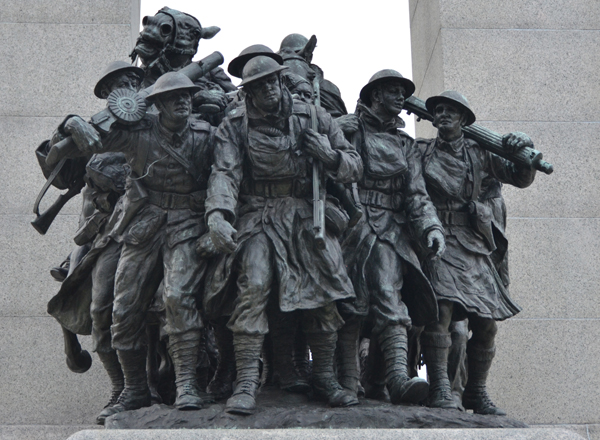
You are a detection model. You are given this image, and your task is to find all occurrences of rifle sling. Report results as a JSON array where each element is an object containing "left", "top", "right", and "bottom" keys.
[{"left": 33, "top": 157, "right": 68, "bottom": 216}]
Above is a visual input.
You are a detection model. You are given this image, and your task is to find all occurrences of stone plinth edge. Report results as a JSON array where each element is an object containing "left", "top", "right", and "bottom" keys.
[{"left": 67, "top": 428, "right": 586, "bottom": 440}]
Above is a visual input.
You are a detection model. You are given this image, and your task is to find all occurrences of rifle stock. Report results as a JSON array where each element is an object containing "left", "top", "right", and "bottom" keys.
[
  {"left": 404, "top": 95, "right": 554, "bottom": 175},
  {"left": 31, "top": 179, "right": 84, "bottom": 235}
]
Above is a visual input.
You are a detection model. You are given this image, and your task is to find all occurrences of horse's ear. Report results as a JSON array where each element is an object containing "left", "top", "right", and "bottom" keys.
[
  {"left": 200, "top": 26, "right": 220, "bottom": 40},
  {"left": 299, "top": 34, "right": 317, "bottom": 63}
]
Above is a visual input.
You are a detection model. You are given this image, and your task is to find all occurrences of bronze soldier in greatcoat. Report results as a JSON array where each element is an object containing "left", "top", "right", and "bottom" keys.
[
  {"left": 417, "top": 91, "right": 536, "bottom": 415},
  {"left": 64, "top": 72, "right": 216, "bottom": 415},
  {"left": 338, "top": 70, "right": 445, "bottom": 404},
  {"left": 205, "top": 54, "right": 363, "bottom": 415}
]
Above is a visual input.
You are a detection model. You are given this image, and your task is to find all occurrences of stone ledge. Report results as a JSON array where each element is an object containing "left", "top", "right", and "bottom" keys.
[{"left": 68, "top": 428, "right": 586, "bottom": 440}]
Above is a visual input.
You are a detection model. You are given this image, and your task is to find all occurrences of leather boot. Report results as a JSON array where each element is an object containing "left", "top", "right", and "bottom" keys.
[
  {"left": 378, "top": 324, "right": 429, "bottom": 405},
  {"left": 362, "top": 338, "right": 389, "bottom": 401},
  {"left": 101, "top": 349, "right": 152, "bottom": 419},
  {"left": 308, "top": 331, "right": 359, "bottom": 407},
  {"left": 462, "top": 343, "right": 506, "bottom": 415},
  {"left": 225, "top": 334, "right": 264, "bottom": 415},
  {"left": 421, "top": 331, "right": 460, "bottom": 410},
  {"left": 207, "top": 320, "right": 236, "bottom": 400},
  {"left": 95, "top": 350, "right": 124, "bottom": 425},
  {"left": 336, "top": 316, "right": 362, "bottom": 395},
  {"left": 168, "top": 331, "right": 211, "bottom": 410},
  {"left": 270, "top": 312, "right": 310, "bottom": 393}
]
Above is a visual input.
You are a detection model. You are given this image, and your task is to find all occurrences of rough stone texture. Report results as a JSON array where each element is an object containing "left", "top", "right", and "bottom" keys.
[
  {"left": 440, "top": 29, "right": 600, "bottom": 123},
  {"left": 489, "top": 319, "right": 600, "bottom": 425},
  {"left": 0, "top": 24, "right": 132, "bottom": 118},
  {"left": 410, "top": 0, "right": 600, "bottom": 427},
  {"left": 0, "top": 317, "right": 111, "bottom": 425},
  {"left": 535, "top": 425, "right": 592, "bottom": 440},
  {"left": 68, "top": 428, "right": 587, "bottom": 440},
  {"left": 0, "top": 117, "right": 82, "bottom": 215},
  {"left": 0, "top": 0, "right": 139, "bottom": 429},
  {"left": 505, "top": 219, "right": 600, "bottom": 320},
  {"left": 437, "top": 0, "right": 600, "bottom": 30},
  {"left": 0, "top": 425, "right": 100, "bottom": 440},
  {"left": 104, "top": 388, "right": 527, "bottom": 429},
  {"left": 0, "top": 214, "right": 79, "bottom": 317}
]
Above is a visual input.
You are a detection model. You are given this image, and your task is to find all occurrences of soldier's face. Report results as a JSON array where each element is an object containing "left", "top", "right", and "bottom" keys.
[
  {"left": 110, "top": 72, "right": 141, "bottom": 93},
  {"left": 378, "top": 82, "right": 406, "bottom": 116},
  {"left": 433, "top": 102, "right": 464, "bottom": 132},
  {"left": 293, "top": 82, "right": 314, "bottom": 104},
  {"left": 158, "top": 90, "right": 192, "bottom": 121},
  {"left": 246, "top": 74, "right": 281, "bottom": 113}
]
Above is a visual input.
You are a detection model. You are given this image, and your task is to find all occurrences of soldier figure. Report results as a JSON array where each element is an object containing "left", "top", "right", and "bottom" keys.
[
  {"left": 417, "top": 91, "right": 536, "bottom": 414},
  {"left": 339, "top": 70, "right": 445, "bottom": 404},
  {"left": 64, "top": 72, "right": 216, "bottom": 415},
  {"left": 205, "top": 54, "right": 363, "bottom": 415},
  {"left": 44, "top": 61, "right": 143, "bottom": 424}
]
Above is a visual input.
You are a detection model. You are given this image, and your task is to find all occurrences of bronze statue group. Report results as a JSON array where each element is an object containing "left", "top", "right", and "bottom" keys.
[{"left": 35, "top": 7, "right": 543, "bottom": 425}]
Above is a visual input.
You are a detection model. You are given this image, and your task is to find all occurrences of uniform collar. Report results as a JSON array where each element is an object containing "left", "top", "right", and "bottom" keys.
[{"left": 356, "top": 102, "right": 405, "bottom": 134}]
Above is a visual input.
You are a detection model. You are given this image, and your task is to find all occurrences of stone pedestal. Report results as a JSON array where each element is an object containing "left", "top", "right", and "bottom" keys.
[
  {"left": 410, "top": 0, "right": 600, "bottom": 426},
  {"left": 66, "top": 428, "right": 586, "bottom": 440},
  {"left": 0, "top": 0, "right": 140, "bottom": 427}
]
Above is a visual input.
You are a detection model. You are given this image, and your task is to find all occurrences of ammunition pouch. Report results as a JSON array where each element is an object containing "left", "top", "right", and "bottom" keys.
[
  {"left": 242, "top": 179, "right": 311, "bottom": 198},
  {"left": 468, "top": 201, "right": 496, "bottom": 252},
  {"left": 324, "top": 200, "right": 349, "bottom": 237},
  {"left": 73, "top": 211, "right": 110, "bottom": 246}
]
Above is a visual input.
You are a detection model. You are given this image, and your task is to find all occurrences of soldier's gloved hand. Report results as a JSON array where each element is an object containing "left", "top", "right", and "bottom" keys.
[
  {"left": 193, "top": 89, "right": 228, "bottom": 113},
  {"left": 502, "top": 131, "right": 532, "bottom": 155},
  {"left": 64, "top": 116, "right": 102, "bottom": 155},
  {"left": 207, "top": 211, "right": 238, "bottom": 254},
  {"left": 335, "top": 114, "right": 359, "bottom": 135},
  {"left": 302, "top": 128, "right": 340, "bottom": 167},
  {"left": 426, "top": 229, "right": 446, "bottom": 260}
]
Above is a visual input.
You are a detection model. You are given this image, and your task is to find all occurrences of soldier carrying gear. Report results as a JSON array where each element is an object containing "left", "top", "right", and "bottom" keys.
[
  {"left": 205, "top": 52, "right": 363, "bottom": 415},
  {"left": 417, "top": 90, "right": 537, "bottom": 415},
  {"left": 63, "top": 72, "right": 217, "bottom": 417},
  {"left": 339, "top": 69, "right": 445, "bottom": 405}
]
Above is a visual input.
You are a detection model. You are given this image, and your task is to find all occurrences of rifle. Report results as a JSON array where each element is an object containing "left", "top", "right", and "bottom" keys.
[
  {"left": 403, "top": 95, "right": 554, "bottom": 175},
  {"left": 45, "top": 51, "right": 225, "bottom": 168},
  {"left": 31, "top": 158, "right": 85, "bottom": 235},
  {"left": 311, "top": 75, "right": 326, "bottom": 250}
]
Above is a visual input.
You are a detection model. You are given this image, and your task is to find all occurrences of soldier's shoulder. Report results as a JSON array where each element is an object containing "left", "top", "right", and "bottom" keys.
[
  {"left": 189, "top": 117, "right": 212, "bottom": 132},
  {"left": 415, "top": 137, "right": 436, "bottom": 154},
  {"left": 129, "top": 113, "right": 156, "bottom": 131},
  {"left": 225, "top": 105, "right": 246, "bottom": 120}
]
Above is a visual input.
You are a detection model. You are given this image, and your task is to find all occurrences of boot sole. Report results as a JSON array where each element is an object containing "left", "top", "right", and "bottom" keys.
[{"left": 225, "top": 406, "right": 256, "bottom": 415}]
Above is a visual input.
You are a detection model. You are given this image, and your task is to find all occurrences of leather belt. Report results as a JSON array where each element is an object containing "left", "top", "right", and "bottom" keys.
[
  {"left": 359, "top": 189, "right": 402, "bottom": 211},
  {"left": 244, "top": 179, "right": 310, "bottom": 198},
  {"left": 147, "top": 189, "right": 206, "bottom": 211},
  {"left": 437, "top": 210, "right": 470, "bottom": 226}
]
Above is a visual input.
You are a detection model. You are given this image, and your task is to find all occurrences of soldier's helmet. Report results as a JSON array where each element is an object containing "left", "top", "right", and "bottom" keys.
[
  {"left": 94, "top": 61, "right": 144, "bottom": 99},
  {"left": 359, "top": 69, "right": 416, "bottom": 106},
  {"left": 228, "top": 44, "right": 283, "bottom": 79},
  {"left": 426, "top": 90, "right": 476, "bottom": 126},
  {"left": 145, "top": 72, "right": 201, "bottom": 101},
  {"left": 239, "top": 56, "right": 288, "bottom": 87},
  {"left": 279, "top": 33, "right": 309, "bottom": 54}
]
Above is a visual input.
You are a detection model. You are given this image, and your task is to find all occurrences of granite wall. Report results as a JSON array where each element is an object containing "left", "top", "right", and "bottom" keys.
[
  {"left": 0, "top": 0, "right": 140, "bottom": 429},
  {"left": 410, "top": 0, "right": 600, "bottom": 425}
]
